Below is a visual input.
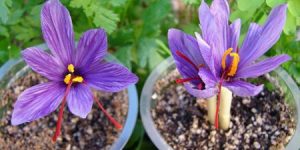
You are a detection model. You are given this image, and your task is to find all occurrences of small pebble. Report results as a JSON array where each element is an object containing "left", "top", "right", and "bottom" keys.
[
  {"left": 251, "top": 108, "right": 257, "bottom": 113},
  {"left": 178, "top": 134, "right": 185, "bottom": 142},
  {"left": 254, "top": 141, "right": 261, "bottom": 149}
]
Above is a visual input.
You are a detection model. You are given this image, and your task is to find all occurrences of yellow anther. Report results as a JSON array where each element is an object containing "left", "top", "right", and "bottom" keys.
[
  {"left": 72, "top": 76, "right": 84, "bottom": 83},
  {"left": 64, "top": 74, "right": 72, "bottom": 84},
  {"left": 64, "top": 64, "right": 83, "bottom": 84},
  {"left": 227, "top": 53, "right": 240, "bottom": 76},
  {"left": 68, "top": 64, "right": 75, "bottom": 73},
  {"left": 221, "top": 48, "right": 233, "bottom": 70}
]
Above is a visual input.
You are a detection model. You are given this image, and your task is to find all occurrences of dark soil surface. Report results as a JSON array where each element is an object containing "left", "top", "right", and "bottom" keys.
[
  {"left": 0, "top": 71, "right": 128, "bottom": 150},
  {"left": 151, "top": 69, "right": 296, "bottom": 150}
]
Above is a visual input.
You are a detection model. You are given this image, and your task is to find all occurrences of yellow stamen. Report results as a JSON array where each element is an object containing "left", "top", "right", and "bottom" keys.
[
  {"left": 221, "top": 48, "right": 233, "bottom": 70},
  {"left": 227, "top": 53, "right": 240, "bottom": 76},
  {"left": 68, "top": 64, "right": 75, "bottom": 73},
  {"left": 64, "top": 64, "right": 84, "bottom": 84},
  {"left": 64, "top": 74, "right": 72, "bottom": 84},
  {"left": 72, "top": 76, "right": 84, "bottom": 83}
]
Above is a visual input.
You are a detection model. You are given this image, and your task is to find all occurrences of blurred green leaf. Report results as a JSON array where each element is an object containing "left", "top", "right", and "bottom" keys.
[
  {"left": 137, "top": 38, "right": 157, "bottom": 68},
  {"left": 258, "top": 13, "right": 268, "bottom": 25},
  {"left": 114, "top": 45, "right": 132, "bottom": 70},
  {"left": 288, "top": 0, "right": 300, "bottom": 17},
  {"left": 69, "top": 0, "right": 92, "bottom": 8},
  {"left": 0, "top": 39, "right": 9, "bottom": 62},
  {"left": 93, "top": 6, "right": 119, "bottom": 34},
  {"left": 6, "top": 9, "right": 24, "bottom": 25},
  {"left": 230, "top": 8, "right": 256, "bottom": 23},
  {"left": 7, "top": 44, "right": 19, "bottom": 59},
  {"left": 0, "top": 0, "right": 12, "bottom": 23},
  {"left": 142, "top": 0, "right": 171, "bottom": 36},
  {"left": 12, "top": 24, "right": 40, "bottom": 43},
  {"left": 266, "top": 0, "right": 286, "bottom": 7},
  {"left": 297, "top": 17, "right": 300, "bottom": 26},
  {"left": 29, "top": 5, "right": 42, "bottom": 21},
  {"left": 156, "top": 39, "right": 171, "bottom": 57},
  {"left": 284, "top": 9, "right": 297, "bottom": 35},
  {"left": 137, "top": 140, "right": 157, "bottom": 150},
  {"left": 108, "top": 0, "right": 128, "bottom": 7},
  {"left": 182, "top": 23, "right": 199, "bottom": 35},
  {"left": 0, "top": 25, "right": 8, "bottom": 37},
  {"left": 183, "top": 0, "right": 200, "bottom": 6},
  {"left": 70, "top": 0, "right": 120, "bottom": 34},
  {"left": 237, "top": 0, "right": 264, "bottom": 11}
]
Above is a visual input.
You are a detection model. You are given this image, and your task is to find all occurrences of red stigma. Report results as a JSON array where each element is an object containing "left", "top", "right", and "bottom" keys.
[
  {"left": 197, "top": 83, "right": 203, "bottom": 90},
  {"left": 93, "top": 94, "right": 123, "bottom": 130},
  {"left": 214, "top": 73, "right": 226, "bottom": 129},
  {"left": 175, "top": 50, "right": 198, "bottom": 70},
  {"left": 176, "top": 77, "right": 201, "bottom": 84},
  {"left": 52, "top": 82, "right": 73, "bottom": 142}
]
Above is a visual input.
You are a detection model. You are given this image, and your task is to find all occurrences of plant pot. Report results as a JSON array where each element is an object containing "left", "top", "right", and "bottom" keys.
[
  {"left": 140, "top": 57, "right": 300, "bottom": 150},
  {"left": 0, "top": 44, "right": 138, "bottom": 150}
]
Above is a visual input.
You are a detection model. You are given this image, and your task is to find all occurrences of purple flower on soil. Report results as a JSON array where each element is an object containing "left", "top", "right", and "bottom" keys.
[
  {"left": 168, "top": 0, "right": 289, "bottom": 128},
  {"left": 11, "top": 0, "right": 138, "bottom": 141}
]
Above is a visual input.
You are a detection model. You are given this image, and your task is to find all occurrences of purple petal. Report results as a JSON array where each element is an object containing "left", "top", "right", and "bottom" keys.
[
  {"left": 238, "top": 23, "right": 262, "bottom": 63},
  {"left": 210, "top": 0, "right": 230, "bottom": 26},
  {"left": 82, "top": 61, "right": 138, "bottom": 92},
  {"left": 184, "top": 84, "right": 218, "bottom": 98},
  {"left": 236, "top": 54, "right": 290, "bottom": 79},
  {"left": 239, "top": 4, "right": 287, "bottom": 67},
  {"left": 198, "top": 67, "right": 218, "bottom": 88},
  {"left": 41, "top": 0, "right": 75, "bottom": 65},
  {"left": 67, "top": 84, "right": 93, "bottom": 118},
  {"left": 198, "top": 1, "right": 223, "bottom": 75},
  {"left": 223, "top": 80, "right": 264, "bottom": 97},
  {"left": 168, "top": 29, "right": 204, "bottom": 80},
  {"left": 195, "top": 32, "right": 216, "bottom": 76},
  {"left": 199, "top": 0, "right": 218, "bottom": 45},
  {"left": 75, "top": 29, "right": 107, "bottom": 68},
  {"left": 210, "top": 0, "right": 230, "bottom": 51},
  {"left": 12, "top": 82, "right": 65, "bottom": 125},
  {"left": 229, "top": 19, "right": 241, "bottom": 52},
  {"left": 22, "top": 47, "right": 64, "bottom": 81}
]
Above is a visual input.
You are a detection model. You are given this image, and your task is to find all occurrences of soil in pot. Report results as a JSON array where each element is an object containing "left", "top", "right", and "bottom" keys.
[
  {"left": 0, "top": 71, "right": 128, "bottom": 150},
  {"left": 151, "top": 69, "right": 296, "bottom": 150}
]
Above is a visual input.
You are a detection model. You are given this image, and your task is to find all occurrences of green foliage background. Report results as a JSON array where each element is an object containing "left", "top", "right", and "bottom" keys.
[{"left": 0, "top": 0, "right": 299, "bottom": 149}]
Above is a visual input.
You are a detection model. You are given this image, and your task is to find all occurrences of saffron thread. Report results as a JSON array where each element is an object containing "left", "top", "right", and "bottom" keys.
[
  {"left": 197, "top": 83, "right": 203, "bottom": 90},
  {"left": 214, "top": 73, "right": 226, "bottom": 129},
  {"left": 175, "top": 50, "right": 198, "bottom": 70},
  {"left": 176, "top": 77, "right": 200, "bottom": 84},
  {"left": 93, "top": 94, "right": 123, "bottom": 129},
  {"left": 52, "top": 82, "right": 73, "bottom": 142}
]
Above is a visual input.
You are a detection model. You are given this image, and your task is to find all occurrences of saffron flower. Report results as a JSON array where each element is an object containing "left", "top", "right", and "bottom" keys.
[
  {"left": 11, "top": 0, "right": 138, "bottom": 142},
  {"left": 168, "top": 0, "right": 289, "bottom": 129}
]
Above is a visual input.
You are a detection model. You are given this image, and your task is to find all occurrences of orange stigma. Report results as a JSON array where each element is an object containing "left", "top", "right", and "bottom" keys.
[{"left": 221, "top": 48, "right": 240, "bottom": 77}]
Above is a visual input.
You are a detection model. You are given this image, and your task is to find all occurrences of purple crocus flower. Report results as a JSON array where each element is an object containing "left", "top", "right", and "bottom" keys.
[
  {"left": 11, "top": 0, "right": 138, "bottom": 141},
  {"left": 168, "top": 0, "right": 289, "bottom": 128}
]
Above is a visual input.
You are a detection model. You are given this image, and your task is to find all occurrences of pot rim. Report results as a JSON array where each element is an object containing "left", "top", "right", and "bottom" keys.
[
  {"left": 140, "top": 56, "right": 300, "bottom": 150},
  {"left": 0, "top": 43, "right": 139, "bottom": 150}
]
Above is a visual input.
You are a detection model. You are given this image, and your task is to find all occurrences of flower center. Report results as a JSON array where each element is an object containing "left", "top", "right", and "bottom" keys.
[
  {"left": 221, "top": 48, "right": 240, "bottom": 77},
  {"left": 64, "top": 64, "right": 84, "bottom": 84}
]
